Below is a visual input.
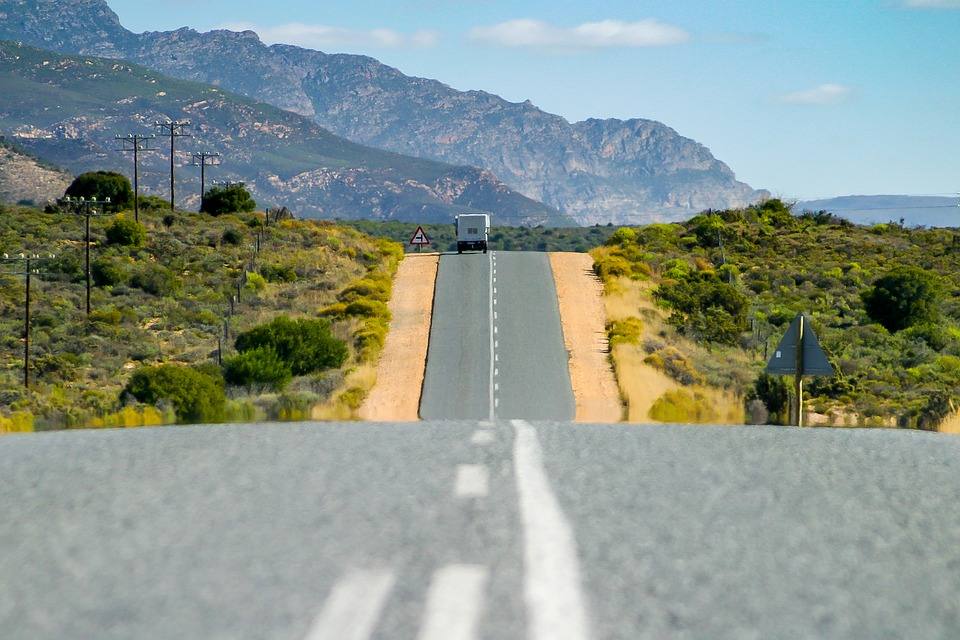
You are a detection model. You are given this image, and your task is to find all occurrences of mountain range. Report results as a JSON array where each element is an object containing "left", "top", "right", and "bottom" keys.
[
  {"left": 0, "top": 40, "right": 569, "bottom": 223},
  {"left": 0, "top": 0, "right": 768, "bottom": 225},
  {"left": 796, "top": 195, "right": 959, "bottom": 228}
]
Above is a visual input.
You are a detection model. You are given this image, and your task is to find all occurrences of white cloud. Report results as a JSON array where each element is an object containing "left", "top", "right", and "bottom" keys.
[
  {"left": 469, "top": 18, "right": 690, "bottom": 49},
  {"left": 904, "top": 0, "right": 960, "bottom": 8},
  {"left": 219, "top": 22, "right": 439, "bottom": 50},
  {"left": 779, "top": 83, "right": 852, "bottom": 105}
]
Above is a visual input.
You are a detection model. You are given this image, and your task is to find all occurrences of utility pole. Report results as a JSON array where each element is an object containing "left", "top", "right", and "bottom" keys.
[
  {"left": 61, "top": 195, "right": 110, "bottom": 315},
  {"left": 192, "top": 151, "right": 221, "bottom": 212},
  {"left": 117, "top": 134, "right": 156, "bottom": 222},
  {"left": 154, "top": 119, "right": 191, "bottom": 212},
  {"left": 2, "top": 253, "right": 56, "bottom": 389}
]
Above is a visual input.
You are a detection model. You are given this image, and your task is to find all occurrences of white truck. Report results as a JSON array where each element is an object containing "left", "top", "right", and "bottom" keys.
[{"left": 455, "top": 213, "right": 490, "bottom": 254}]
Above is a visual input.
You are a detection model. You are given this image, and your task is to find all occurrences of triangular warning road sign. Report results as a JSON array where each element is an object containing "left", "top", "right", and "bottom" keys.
[
  {"left": 766, "top": 313, "right": 834, "bottom": 376},
  {"left": 409, "top": 225, "right": 430, "bottom": 246}
]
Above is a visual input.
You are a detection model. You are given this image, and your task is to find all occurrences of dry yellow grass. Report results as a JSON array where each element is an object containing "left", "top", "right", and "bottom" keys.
[
  {"left": 938, "top": 411, "right": 960, "bottom": 434},
  {"left": 601, "top": 275, "right": 745, "bottom": 424},
  {"left": 312, "top": 364, "right": 379, "bottom": 421}
]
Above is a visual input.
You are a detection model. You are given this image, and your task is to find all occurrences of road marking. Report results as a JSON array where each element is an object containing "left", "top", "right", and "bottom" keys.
[
  {"left": 512, "top": 420, "right": 591, "bottom": 640},
  {"left": 487, "top": 251, "right": 496, "bottom": 421},
  {"left": 471, "top": 430, "right": 495, "bottom": 445},
  {"left": 304, "top": 569, "right": 394, "bottom": 640},
  {"left": 417, "top": 564, "right": 489, "bottom": 640},
  {"left": 494, "top": 368, "right": 499, "bottom": 377},
  {"left": 494, "top": 326, "right": 498, "bottom": 335},
  {"left": 455, "top": 464, "right": 489, "bottom": 498},
  {"left": 494, "top": 383, "right": 500, "bottom": 391}
]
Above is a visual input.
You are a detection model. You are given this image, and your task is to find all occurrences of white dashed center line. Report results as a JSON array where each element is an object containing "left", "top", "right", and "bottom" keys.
[
  {"left": 304, "top": 569, "right": 395, "bottom": 640},
  {"left": 455, "top": 464, "right": 489, "bottom": 498},
  {"left": 471, "top": 429, "right": 495, "bottom": 445},
  {"left": 417, "top": 564, "right": 489, "bottom": 640}
]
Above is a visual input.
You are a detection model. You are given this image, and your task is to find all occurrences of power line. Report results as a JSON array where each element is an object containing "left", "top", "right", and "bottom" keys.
[
  {"left": 117, "top": 134, "right": 156, "bottom": 222},
  {"left": 155, "top": 120, "right": 192, "bottom": 212},
  {"left": 60, "top": 196, "right": 110, "bottom": 315},
  {"left": 1, "top": 252, "right": 57, "bottom": 389},
  {"left": 192, "top": 151, "right": 222, "bottom": 212}
]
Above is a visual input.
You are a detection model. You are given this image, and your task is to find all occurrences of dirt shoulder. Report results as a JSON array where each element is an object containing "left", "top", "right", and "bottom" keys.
[
  {"left": 549, "top": 252, "right": 623, "bottom": 422},
  {"left": 359, "top": 253, "right": 439, "bottom": 421}
]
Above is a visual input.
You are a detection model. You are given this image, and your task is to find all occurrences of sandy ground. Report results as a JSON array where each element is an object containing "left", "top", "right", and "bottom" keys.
[
  {"left": 549, "top": 253, "right": 624, "bottom": 422},
  {"left": 938, "top": 411, "right": 960, "bottom": 434},
  {"left": 359, "top": 254, "right": 439, "bottom": 421}
]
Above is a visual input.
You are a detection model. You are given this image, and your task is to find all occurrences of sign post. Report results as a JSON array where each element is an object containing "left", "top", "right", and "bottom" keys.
[
  {"left": 409, "top": 225, "right": 431, "bottom": 253},
  {"left": 766, "top": 313, "right": 834, "bottom": 426}
]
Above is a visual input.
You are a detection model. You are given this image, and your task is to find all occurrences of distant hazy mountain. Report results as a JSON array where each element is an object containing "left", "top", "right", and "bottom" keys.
[
  {"left": 796, "top": 195, "right": 959, "bottom": 228},
  {"left": 0, "top": 41, "right": 569, "bottom": 224},
  {"left": 0, "top": 0, "right": 769, "bottom": 225}
]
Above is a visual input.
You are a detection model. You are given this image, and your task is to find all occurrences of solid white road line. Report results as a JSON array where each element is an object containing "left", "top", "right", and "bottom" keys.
[
  {"left": 471, "top": 429, "right": 495, "bottom": 445},
  {"left": 487, "top": 251, "right": 496, "bottom": 421},
  {"left": 417, "top": 564, "right": 489, "bottom": 640},
  {"left": 304, "top": 569, "right": 395, "bottom": 640},
  {"left": 512, "top": 420, "right": 591, "bottom": 640},
  {"left": 455, "top": 464, "right": 489, "bottom": 498}
]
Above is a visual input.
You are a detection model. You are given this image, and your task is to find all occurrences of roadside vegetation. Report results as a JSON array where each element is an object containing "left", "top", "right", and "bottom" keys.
[
  {"left": 0, "top": 197, "right": 403, "bottom": 432},
  {"left": 592, "top": 200, "right": 960, "bottom": 430}
]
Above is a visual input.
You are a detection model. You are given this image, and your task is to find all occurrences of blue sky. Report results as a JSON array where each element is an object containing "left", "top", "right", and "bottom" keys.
[{"left": 107, "top": 0, "right": 960, "bottom": 200}]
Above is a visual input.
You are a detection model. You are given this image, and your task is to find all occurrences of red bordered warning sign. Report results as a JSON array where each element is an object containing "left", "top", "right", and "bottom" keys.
[{"left": 409, "top": 225, "right": 430, "bottom": 246}]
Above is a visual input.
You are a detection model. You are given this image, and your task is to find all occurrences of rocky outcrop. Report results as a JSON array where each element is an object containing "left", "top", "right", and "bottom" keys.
[{"left": 0, "top": 138, "right": 72, "bottom": 205}]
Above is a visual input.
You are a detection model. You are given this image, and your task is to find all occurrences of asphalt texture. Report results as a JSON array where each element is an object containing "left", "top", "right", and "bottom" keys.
[
  {"left": 3, "top": 421, "right": 960, "bottom": 639},
  {"left": 420, "top": 251, "right": 575, "bottom": 421}
]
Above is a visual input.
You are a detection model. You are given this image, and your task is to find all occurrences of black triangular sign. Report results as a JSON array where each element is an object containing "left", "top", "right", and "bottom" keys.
[{"left": 766, "top": 314, "right": 834, "bottom": 376}]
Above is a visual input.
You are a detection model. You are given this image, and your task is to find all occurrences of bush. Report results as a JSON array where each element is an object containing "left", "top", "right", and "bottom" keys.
[
  {"left": 748, "top": 373, "right": 790, "bottom": 424},
  {"left": 234, "top": 316, "right": 347, "bottom": 375},
  {"left": 261, "top": 263, "right": 298, "bottom": 283},
  {"left": 201, "top": 184, "right": 256, "bottom": 216},
  {"left": 124, "top": 364, "right": 225, "bottom": 423},
  {"left": 221, "top": 228, "right": 243, "bottom": 246},
  {"left": 91, "top": 257, "right": 129, "bottom": 287},
  {"left": 244, "top": 271, "right": 267, "bottom": 293},
  {"left": 65, "top": 171, "right": 133, "bottom": 210},
  {"left": 863, "top": 266, "right": 941, "bottom": 332},
  {"left": 223, "top": 347, "right": 292, "bottom": 390},
  {"left": 608, "top": 317, "right": 643, "bottom": 347},
  {"left": 130, "top": 264, "right": 180, "bottom": 296},
  {"left": 105, "top": 215, "right": 146, "bottom": 247}
]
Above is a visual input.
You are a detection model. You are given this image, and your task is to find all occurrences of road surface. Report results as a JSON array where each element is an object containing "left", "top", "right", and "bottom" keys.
[
  {"left": 3, "top": 421, "right": 960, "bottom": 639},
  {"left": 420, "top": 251, "right": 574, "bottom": 421}
]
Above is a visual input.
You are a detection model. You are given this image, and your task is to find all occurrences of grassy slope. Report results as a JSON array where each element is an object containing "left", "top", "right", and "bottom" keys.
[
  {"left": 591, "top": 203, "right": 960, "bottom": 428},
  {"left": 0, "top": 202, "right": 402, "bottom": 430}
]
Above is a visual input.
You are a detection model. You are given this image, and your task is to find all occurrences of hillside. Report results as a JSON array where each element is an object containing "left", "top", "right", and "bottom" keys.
[
  {"left": 0, "top": 201, "right": 404, "bottom": 431},
  {"left": 0, "top": 136, "right": 72, "bottom": 205},
  {"left": 591, "top": 201, "right": 960, "bottom": 429},
  {"left": 797, "top": 195, "right": 959, "bottom": 228},
  {"left": 0, "top": 0, "right": 768, "bottom": 225},
  {"left": 0, "top": 40, "right": 570, "bottom": 225}
]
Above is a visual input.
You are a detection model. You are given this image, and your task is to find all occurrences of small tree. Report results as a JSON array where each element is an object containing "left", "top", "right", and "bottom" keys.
[
  {"left": 105, "top": 215, "right": 146, "bottom": 247},
  {"left": 234, "top": 316, "right": 347, "bottom": 375},
  {"left": 223, "top": 347, "right": 292, "bottom": 390},
  {"left": 201, "top": 184, "right": 256, "bottom": 216},
  {"left": 65, "top": 171, "right": 133, "bottom": 210},
  {"left": 863, "top": 266, "right": 941, "bottom": 332}
]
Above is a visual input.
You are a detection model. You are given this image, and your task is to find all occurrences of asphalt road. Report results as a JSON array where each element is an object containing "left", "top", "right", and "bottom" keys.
[
  {"left": 3, "top": 421, "right": 960, "bottom": 639},
  {"left": 420, "top": 251, "right": 574, "bottom": 421}
]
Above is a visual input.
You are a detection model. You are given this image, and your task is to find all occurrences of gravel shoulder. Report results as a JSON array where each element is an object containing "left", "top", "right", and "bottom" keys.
[
  {"left": 359, "top": 253, "right": 439, "bottom": 421},
  {"left": 549, "top": 252, "right": 623, "bottom": 422}
]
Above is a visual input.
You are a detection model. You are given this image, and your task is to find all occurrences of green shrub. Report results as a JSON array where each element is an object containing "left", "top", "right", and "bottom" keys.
[
  {"left": 105, "top": 215, "right": 146, "bottom": 247},
  {"left": 608, "top": 317, "right": 643, "bottom": 347},
  {"left": 65, "top": 171, "right": 133, "bottom": 210},
  {"left": 223, "top": 347, "right": 291, "bottom": 390},
  {"left": 261, "top": 263, "right": 298, "bottom": 283},
  {"left": 234, "top": 316, "right": 347, "bottom": 375},
  {"left": 221, "top": 227, "right": 243, "bottom": 246},
  {"left": 863, "top": 266, "right": 941, "bottom": 332},
  {"left": 123, "top": 364, "right": 225, "bottom": 423},
  {"left": 201, "top": 184, "right": 256, "bottom": 216},
  {"left": 244, "top": 271, "right": 267, "bottom": 293},
  {"left": 130, "top": 264, "right": 180, "bottom": 296},
  {"left": 91, "top": 256, "right": 129, "bottom": 287}
]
